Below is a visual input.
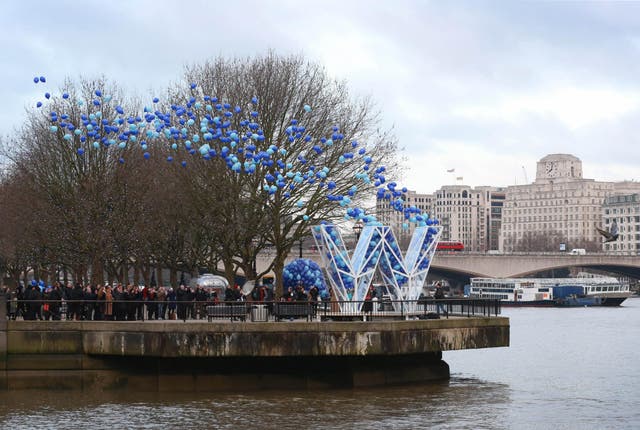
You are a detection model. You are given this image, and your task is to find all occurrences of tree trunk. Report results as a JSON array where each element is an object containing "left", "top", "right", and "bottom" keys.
[
  {"left": 156, "top": 266, "right": 164, "bottom": 288},
  {"left": 10, "top": 268, "right": 22, "bottom": 288},
  {"left": 118, "top": 263, "right": 128, "bottom": 285},
  {"left": 273, "top": 253, "right": 286, "bottom": 299},
  {"left": 169, "top": 267, "right": 178, "bottom": 288},
  {"left": 91, "top": 259, "right": 105, "bottom": 285},
  {"left": 141, "top": 265, "right": 151, "bottom": 286},
  {"left": 133, "top": 265, "right": 140, "bottom": 286},
  {"left": 223, "top": 257, "right": 236, "bottom": 287}
]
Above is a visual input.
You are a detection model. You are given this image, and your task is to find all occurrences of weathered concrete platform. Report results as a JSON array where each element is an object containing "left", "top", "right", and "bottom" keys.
[{"left": 0, "top": 317, "right": 509, "bottom": 391}]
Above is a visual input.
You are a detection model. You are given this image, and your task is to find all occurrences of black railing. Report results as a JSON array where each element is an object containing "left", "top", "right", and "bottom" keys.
[{"left": 1, "top": 296, "right": 501, "bottom": 322}]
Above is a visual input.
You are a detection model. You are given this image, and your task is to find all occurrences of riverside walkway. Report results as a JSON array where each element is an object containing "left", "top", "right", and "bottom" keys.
[{"left": 0, "top": 294, "right": 509, "bottom": 391}]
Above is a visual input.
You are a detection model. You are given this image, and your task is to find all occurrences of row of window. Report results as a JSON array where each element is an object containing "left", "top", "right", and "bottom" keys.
[{"left": 604, "top": 208, "right": 640, "bottom": 214}]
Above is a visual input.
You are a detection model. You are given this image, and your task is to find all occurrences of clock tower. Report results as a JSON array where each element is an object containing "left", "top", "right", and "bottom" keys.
[{"left": 535, "top": 154, "right": 582, "bottom": 182}]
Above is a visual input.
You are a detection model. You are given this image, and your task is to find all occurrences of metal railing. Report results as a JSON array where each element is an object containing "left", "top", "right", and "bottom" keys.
[{"left": 1, "top": 297, "right": 501, "bottom": 322}]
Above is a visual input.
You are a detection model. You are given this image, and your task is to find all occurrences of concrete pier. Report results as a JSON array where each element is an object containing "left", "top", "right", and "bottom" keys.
[{"left": 0, "top": 301, "right": 509, "bottom": 390}]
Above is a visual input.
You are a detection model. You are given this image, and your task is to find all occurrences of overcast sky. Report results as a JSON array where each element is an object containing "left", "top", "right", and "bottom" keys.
[{"left": 2, "top": 0, "right": 640, "bottom": 193}]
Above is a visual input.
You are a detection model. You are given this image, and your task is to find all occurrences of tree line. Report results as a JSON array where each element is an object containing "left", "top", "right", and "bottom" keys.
[{"left": 0, "top": 53, "right": 399, "bottom": 295}]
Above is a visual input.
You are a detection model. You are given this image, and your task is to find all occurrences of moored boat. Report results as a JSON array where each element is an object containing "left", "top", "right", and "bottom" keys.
[{"left": 469, "top": 277, "right": 631, "bottom": 307}]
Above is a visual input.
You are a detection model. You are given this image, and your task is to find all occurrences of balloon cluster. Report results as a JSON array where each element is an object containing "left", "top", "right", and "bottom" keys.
[
  {"left": 31, "top": 75, "right": 433, "bottom": 226},
  {"left": 282, "top": 258, "right": 327, "bottom": 293},
  {"left": 29, "top": 279, "right": 47, "bottom": 291}
]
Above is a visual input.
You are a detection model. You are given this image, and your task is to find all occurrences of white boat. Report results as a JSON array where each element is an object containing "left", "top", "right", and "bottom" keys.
[{"left": 468, "top": 277, "right": 631, "bottom": 307}]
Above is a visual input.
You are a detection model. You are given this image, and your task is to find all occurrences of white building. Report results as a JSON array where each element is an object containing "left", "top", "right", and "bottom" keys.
[
  {"left": 376, "top": 154, "right": 640, "bottom": 254},
  {"left": 432, "top": 185, "right": 504, "bottom": 252},
  {"left": 500, "top": 154, "right": 640, "bottom": 252},
  {"left": 602, "top": 193, "right": 640, "bottom": 254}
]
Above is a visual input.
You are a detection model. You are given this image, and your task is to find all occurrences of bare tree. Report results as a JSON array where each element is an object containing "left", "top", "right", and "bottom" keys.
[{"left": 178, "top": 53, "right": 399, "bottom": 294}]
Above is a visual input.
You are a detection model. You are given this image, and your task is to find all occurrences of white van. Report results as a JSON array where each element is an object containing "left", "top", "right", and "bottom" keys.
[{"left": 569, "top": 249, "right": 586, "bottom": 255}]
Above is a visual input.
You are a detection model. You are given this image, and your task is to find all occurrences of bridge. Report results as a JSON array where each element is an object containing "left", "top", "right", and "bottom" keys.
[
  {"left": 255, "top": 251, "right": 640, "bottom": 281},
  {"left": 430, "top": 253, "right": 640, "bottom": 279}
]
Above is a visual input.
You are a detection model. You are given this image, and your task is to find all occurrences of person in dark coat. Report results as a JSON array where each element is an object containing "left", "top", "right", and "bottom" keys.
[
  {"left": 112, "top": 284, "right": 126, "bottom": 321},
  {"left": 176, "top": 285, "right": 187, "bottom": 320},
  {"left": 125, "top": 285, "right": 139, "bottom": 321},
  {"left": 24, "top": 285, "right": 38, "bottom": 320},
  {"left": 363, "top": 285, "right": 374, "bottom": 314},
  {"left": 16, "top": 284, "right": 25, "bottom": 319},
  {"left": 48, "top": 282, "right": 63, "bottom": 320},
  {"left": 83, "top": 286, "right": 96, "bottom": 321},
  {"left": 434, "top": 282, "right": 447, "bottom": 315},
  {"left": 146, "top": 287, "right": 157, "bottom": 320},
  {"left": 27, "top": 284, "right": 43, "bottom": 320},
  {"left": 70, "top": 283, "right": 84, "bottom": 320},
  {"left": 63, "top": 283, "right": 74, "bottom": 320},
  {"left": 167, "top": 287, "right": 177, "bottom": 320},
  {"left": 195, "top": 285, "right": 207, "bottom": 319}
]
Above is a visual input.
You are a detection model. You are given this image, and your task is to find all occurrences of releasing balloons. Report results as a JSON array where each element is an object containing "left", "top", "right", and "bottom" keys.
[{"left": 27, "top": 75, "right": 433, "bottom": 229}]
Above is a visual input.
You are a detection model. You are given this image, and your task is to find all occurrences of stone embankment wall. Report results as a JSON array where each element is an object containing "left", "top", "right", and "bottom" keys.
[{"left": 0, "top": 300, "right": 509, "bottom": 390}]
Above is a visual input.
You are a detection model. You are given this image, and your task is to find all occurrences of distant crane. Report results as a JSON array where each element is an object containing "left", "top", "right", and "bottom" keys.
[{"left": 522, "top": 166, "right": 528, "bottom": 183}]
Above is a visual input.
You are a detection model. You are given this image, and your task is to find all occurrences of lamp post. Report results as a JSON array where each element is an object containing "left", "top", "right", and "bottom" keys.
[
  {"left": 352, "top": 220, "right": 364, "bottom": 244},
  {"left": 299, "top": 239, "right": 303, "bottom": 259}
]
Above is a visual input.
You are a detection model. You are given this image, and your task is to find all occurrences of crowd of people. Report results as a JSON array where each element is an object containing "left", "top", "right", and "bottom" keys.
[
  {"left": 0, "top": 281, "right": 439, "bottom": 321},
  {"left": 0, "top": 282, "right": 255, "bottom": 321}
]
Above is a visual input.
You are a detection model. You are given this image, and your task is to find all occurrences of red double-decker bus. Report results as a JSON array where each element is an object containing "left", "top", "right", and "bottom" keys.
[{"left": 436, "top": 241, "right": 464, "bottom": 252}]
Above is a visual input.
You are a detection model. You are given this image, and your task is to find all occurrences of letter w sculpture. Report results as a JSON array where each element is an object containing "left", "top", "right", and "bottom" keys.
[{"left": 312, "top": 223, "right": 442, "bottom": 312}]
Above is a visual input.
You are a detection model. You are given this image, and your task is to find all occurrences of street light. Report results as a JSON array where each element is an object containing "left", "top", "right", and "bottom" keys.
[{"left": 352, "top": 220, "right": 364, "bottom": 243}]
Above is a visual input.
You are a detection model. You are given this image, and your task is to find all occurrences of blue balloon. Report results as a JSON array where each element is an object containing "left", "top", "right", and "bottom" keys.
[
  {"left": 304, "top": 104, "right": 311, "bottom": 112},
  {"left": 39, "top": 76, "right": 46, "bottom": 83},
  {"left": 62, "top": 93, "right": 69, "bottom": 99},
  {"left": 118, "top": 158, "right": 125, "bottom": 164},
  {"left": 33, "top": 77, "right": 39, "bottom": 83},
  {"left": 282, "top": 258, "right": 327, "bottom": 292},
  {"left": 44, "top": 92, "right": 50, "bottom": 99},
  {"left": 77, "top": 148, "right": 85, "bottom": 155},
  {"left": 143, "top": 152, "right": 150, "bottom": 159},
  {"left": 36, "top": 101, "right": 42, "bottom": 108}
]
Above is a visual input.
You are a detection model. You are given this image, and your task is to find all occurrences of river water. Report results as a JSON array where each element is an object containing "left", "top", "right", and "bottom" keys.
[{"left": 1, "top": 298, "right": 639, "bottom": 430}]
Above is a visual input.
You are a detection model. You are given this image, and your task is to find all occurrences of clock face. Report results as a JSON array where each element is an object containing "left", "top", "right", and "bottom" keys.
[{"left": 546, "top": 162, "right": 557, "bottom": 176}]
